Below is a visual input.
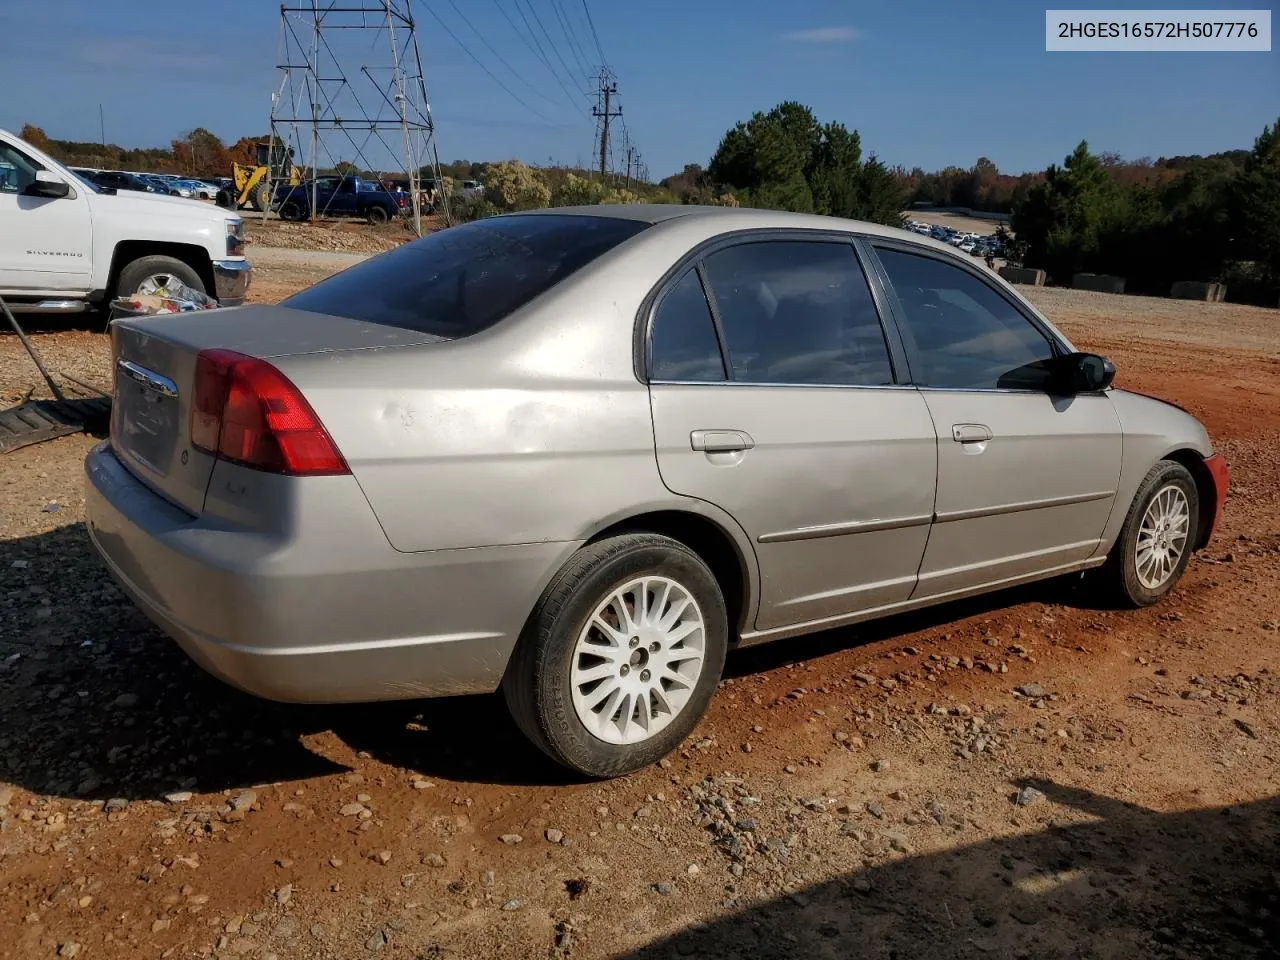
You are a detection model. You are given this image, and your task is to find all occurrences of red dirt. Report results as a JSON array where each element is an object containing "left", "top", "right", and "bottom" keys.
[{"left": 1, "top": 281, "right": 1277, "bottom": 960}]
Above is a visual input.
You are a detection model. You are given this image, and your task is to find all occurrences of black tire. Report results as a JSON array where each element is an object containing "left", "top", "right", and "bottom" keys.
[
  {"left": 250, "top": 182, "right": 271, "bottom": 212},
  {"left": 115, "top": 255, "right": 205, "bottom": 299},
  {"left": 366, "top": 205, "right": 390, "bottom": 225},
  {"left": 279, "top": 199, "right": 305, "bottom": 222},
  {"left": 1098, "top": 460, "right": 1199, "bottom": 607},
  {"left": 502, "top": 533, "right": 728, "bottom": 778}
]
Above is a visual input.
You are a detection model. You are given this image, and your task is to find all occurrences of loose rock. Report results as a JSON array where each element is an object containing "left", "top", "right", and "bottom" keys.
[
  {"left": 1015, "top": 786, "right": 1046, "bottom": 807},
  {"left": 545, "top": 828, "right": 564, "bottom": 844},
  {"left": 499, "top": 833, "right": 523, "bottom": 845}
]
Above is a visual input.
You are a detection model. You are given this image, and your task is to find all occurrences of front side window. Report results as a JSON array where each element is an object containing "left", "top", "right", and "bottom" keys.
[
  {"left": 648, "top": 269, "right": 724, "bottom": 382},
  {"left": 876, "top": 248, "right": 1057, "bottom": 390},
  {"left": 282, "top": 213, "right": 649, "bottom": 339},
  {"left": 701, "top": 240, "right": 894, "bottom": 387},
  {"left": 0, "top": 143, "right": 40, "bottom": 193}
]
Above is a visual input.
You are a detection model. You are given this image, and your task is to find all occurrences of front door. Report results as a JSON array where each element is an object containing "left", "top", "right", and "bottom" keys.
[
  {"left": 871, "top": 244, "right": 1123, "bottom": 600},
  {"left": 0, "top": 141, "right": 92, "bottom": 292},
  {"left": 647, "top": 237, "right": 938, "bottom": 633}
]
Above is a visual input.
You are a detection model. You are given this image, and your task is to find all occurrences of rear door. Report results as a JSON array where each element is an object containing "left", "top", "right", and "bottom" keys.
[
  {"left": 868, "top": 242, "right": 1123, "bottom": 600},
  {"left": 647, "top": 234, "right": 938, "bottom": 633}
]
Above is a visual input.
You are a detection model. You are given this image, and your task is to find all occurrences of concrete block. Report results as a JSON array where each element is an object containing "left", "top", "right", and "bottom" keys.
[
  {"left": 998, "top": 266, "right": 1045, "bottom": 286},
  {"left": 1072, "top": 273, "right": 1126, "bottom": 294},
  {"left": 1170, "top": 281, "right": 1227, "bottom": 302}
]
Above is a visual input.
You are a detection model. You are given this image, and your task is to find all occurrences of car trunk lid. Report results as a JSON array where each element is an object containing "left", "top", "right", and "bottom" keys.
[{"left": 108, "top": 305, "right": 442, "bottom": 513}]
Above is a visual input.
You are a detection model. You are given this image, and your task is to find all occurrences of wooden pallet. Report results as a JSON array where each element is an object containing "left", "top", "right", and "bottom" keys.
[{"left": 0, "top": 397, "right": 112, "bottom": 454}]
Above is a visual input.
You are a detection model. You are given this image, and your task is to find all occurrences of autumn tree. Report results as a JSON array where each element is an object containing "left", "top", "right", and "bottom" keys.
[
  {"left": 171, "top": 128, "right": 230, "bottom": 178},
  {"left": 19, "top": 124, "right": 52, "bottom": 152}
]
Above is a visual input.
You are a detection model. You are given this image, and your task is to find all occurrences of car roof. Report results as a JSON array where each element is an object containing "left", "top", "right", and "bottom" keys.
[{"left": 513, "top": 204, "right": 959, "bottom": 253}]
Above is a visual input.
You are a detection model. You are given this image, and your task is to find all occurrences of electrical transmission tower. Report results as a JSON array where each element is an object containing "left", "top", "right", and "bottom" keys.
[
  {"left": 270, "top": 0, "right": 448, "bottom": 233},
  {"left": 591, "top": 68, "right": 621, "bottom": 179}
]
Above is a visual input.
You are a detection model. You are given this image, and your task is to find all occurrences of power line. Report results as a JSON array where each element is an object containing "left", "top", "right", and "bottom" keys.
[
  {"left": 417, "top": 0, "right": 562, "bottom": 124},
  {"left": 549, "top": 0, "right": 593, "bottom": 79},
  {"left": 515, "top": 0, "right": 582, "bottom": 93},
  {"left": 441, "top": 0, "right": 563, "bottom": 109},
  {"left": 579, "top": 0, "right": 607, "bottom": 66},
  {"left": 497, "top": 0, "right": 587, "bottom": 114}
]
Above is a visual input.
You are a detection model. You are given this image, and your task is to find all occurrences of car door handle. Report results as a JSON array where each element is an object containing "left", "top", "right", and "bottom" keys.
[
  {"left": 690, "top": 429, "right": 755, "bottom": 453},
  {"left": 952, "top": 423, "right": 993, "bottom": 443}
]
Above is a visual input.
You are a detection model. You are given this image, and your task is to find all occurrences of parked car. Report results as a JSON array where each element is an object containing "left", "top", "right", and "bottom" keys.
[
  {"left": 84, "top": 205, "right": 1227, "bottom": 777},
  {"left": 70, "top": 168, "right": 162, "bottom": 195},
  {"left": 169, "top": 178, "right": 218, "bottom": 200},
  {"left": 134, "top": 174, "right": 180, "bottom": 195},
  {"left": 0, "top": 127, "right": 251, "bottom": 314},
  {"left": 273, "top": 175, "right": 406, "bottom": 223}
]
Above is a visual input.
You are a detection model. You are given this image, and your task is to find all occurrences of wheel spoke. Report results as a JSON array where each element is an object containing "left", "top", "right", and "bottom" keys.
[
  {"left": 646, "top": 581, "right": 673, "bottom": 628},
  {"left": 574, "top": 661, "right": 619, "bottom": 686},
  {"left": 664, "top": 619, "right": 702, "bottom": 646},
  {"left": 649, "top": 686, "right": 674, "bottom": 717},
  {"left": 590, "top": 615, "right": 627, "bottom": 647},
  {"left": 583, "top": 680, "right": 621, "bottom": 713},
  {"left": 658, "top": 595, "right": 691, "bottom": 630}
]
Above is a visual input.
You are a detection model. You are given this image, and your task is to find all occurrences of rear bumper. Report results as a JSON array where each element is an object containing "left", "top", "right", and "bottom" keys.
[
  {"left": 212, "top": 258, "right": 252, "bottom": 306},
  {"left": 84, "top": 440, "right": 575, "bottom": 703},
  {"left": 1203, "top": 452, "right": 1230, "bottom": 542}
]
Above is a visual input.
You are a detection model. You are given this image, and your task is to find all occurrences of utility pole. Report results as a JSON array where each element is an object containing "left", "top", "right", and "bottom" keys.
[
  {"left": 624, "top": 145, "right": 636, "bottom": 190},
  {"left": 592, "top": 70, "right": 620, "bottom": 180},
  {"left": 271, "top": 0, "right": 449, "bottom": 233}
]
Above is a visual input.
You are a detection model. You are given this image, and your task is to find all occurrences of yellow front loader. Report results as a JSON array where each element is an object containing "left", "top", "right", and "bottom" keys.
[{"left": 231, "top": 142, "right": 301, "bottom": 212}]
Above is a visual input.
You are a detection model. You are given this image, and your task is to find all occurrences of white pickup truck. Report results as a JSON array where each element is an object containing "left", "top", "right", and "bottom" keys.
[{"left": 0, "top": 128, "right": 251, "bottom": 314}]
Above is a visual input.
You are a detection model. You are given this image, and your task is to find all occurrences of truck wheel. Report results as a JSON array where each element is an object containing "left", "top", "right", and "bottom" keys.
[
  {"left": 502, "top": 533, "right": 728, "bottom": 778},
  {"left": 250, "top": 182, "right": 270, "bottom": 212},
  {"left": 279, "top": 200, "right": 305, "bottom": 221},
  {"left": 116, "top": 256, "right": 206, "bottom": 300},
  {"left": 366, "top": 206, "right": 389, "bottom": 225}
]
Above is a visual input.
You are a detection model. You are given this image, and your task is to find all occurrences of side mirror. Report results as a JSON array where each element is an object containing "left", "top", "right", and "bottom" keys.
[
  {"left": 1054, "top": 352, "right": 1115, "bottom": 393},
  {"left": 23, "top": 170, "right": 70, "bottom": 199}
]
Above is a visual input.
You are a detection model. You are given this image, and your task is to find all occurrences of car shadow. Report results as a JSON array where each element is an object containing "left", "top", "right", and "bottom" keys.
[
  {"left": 619, "top": 781, "right": 1280, "bottom": 960},
  {"left": 0, "top": 522, "right": 570, "bottom": 800},
  {"left": 0, "top": 523, "right": 1130, "bottom": 799}
]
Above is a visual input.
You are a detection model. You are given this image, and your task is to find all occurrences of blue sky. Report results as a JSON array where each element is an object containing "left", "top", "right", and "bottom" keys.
[{"left": 1, "top": 0, "right": 1275, "bottom": 178}]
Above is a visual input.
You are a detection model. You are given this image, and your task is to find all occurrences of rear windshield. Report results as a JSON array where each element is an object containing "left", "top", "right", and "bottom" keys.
[{"left": 281, "top": 213, "right": 650, "bottom": 338}]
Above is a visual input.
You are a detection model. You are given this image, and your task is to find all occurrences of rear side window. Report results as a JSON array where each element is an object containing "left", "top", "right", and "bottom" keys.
[
  {"left": 648, "top": 270, "right": 725, "bottom": 382},
  {"left": 282, "top": 214, "right": 649, "bottom": 339},
  {"left": 701, "top": 240, "right": 895, "bottom": 386}
]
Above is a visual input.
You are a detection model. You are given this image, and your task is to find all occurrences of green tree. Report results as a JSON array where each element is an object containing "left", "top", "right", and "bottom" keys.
[
  {"left": 482, "top": 160, "right": 550, "bottom": 211},
  {"left": 1231, "top": 117, "right": 1280, "bottom": 281},
  {"left": 1012, "top": 141, "right": 1128, "bottom": 280},
  {"left": 706, "top": 101, "right": 900, "bottom": 225},
  {"left": 849, "top": 156, "right": 906, "bottom": 225}
]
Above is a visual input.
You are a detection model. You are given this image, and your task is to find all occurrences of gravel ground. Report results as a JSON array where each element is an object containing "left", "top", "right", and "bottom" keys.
[{"left": 1, "top": 253, "right": 1278, "bottom": 960}]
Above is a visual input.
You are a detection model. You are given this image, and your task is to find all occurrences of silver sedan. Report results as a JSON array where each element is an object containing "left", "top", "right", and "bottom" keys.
[{"left": 85, "top": 205, "right": 1229, "bottom": 777}]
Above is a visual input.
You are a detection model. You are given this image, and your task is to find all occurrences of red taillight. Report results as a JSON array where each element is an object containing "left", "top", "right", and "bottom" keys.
[{"left": 191, "top": 349, "right": 349, "bottom": 476}]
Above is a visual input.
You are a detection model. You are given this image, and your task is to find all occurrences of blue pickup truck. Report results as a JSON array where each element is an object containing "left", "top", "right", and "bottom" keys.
[{"left": 273, "top": 175, "right": 406, "bottom": 224}]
